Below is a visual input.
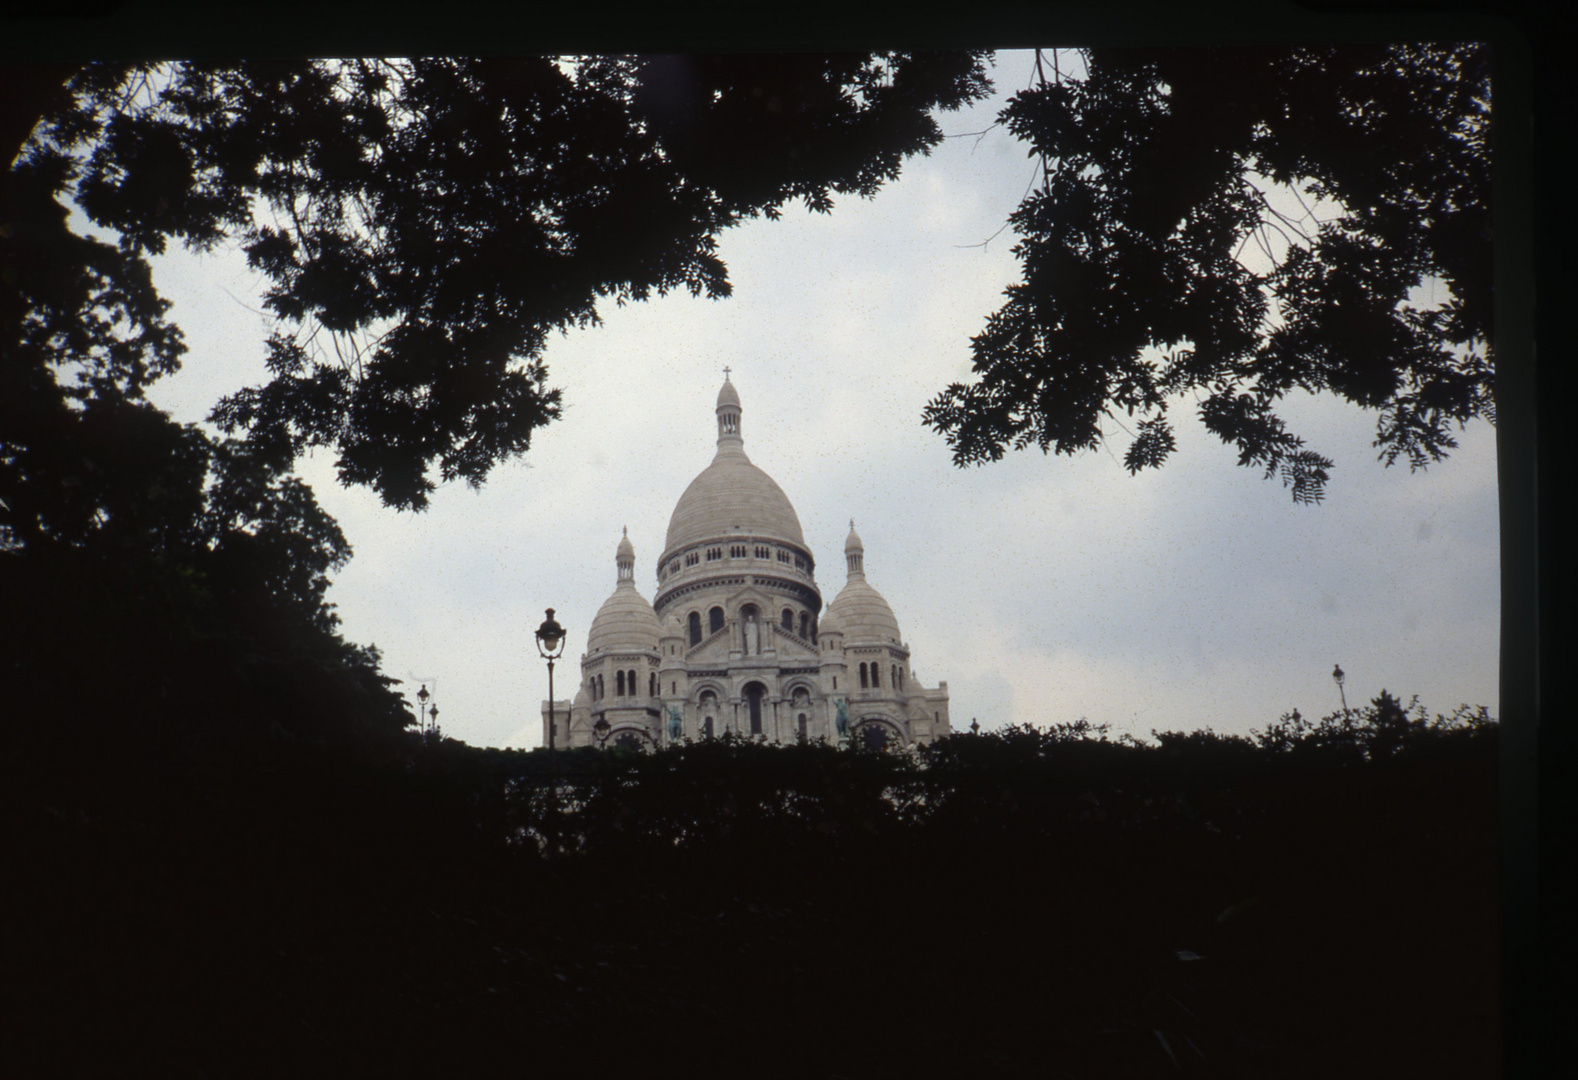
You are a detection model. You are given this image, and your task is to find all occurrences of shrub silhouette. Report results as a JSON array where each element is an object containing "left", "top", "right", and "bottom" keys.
[{"left": 3, "top": 696, "right": 1497, "bottom": 1077}]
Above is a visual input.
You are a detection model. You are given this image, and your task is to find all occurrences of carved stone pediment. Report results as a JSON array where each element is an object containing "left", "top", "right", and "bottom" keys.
[
  {"left": 769, "top": 627, "right": 814, "bottom": 658},
  {"left": 726, "top": 583, "right": 774, "bottom": 612}
]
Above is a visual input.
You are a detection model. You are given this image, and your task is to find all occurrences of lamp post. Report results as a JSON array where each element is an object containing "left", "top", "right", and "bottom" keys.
[
  {"left": 416, "top": 683, "right": 441, "bottom": 735},
  {"left": 1332, "top": 663, "right": 1349, "bottom": 719},
  {"left": 969, "top": 718, "right": 980, "bottom": 735},
  {"left": 536, "top": 608, "right": 567, "bottom": 807},
  {"left": 593, "top": 716, "right": 611, "bottom": 749}
]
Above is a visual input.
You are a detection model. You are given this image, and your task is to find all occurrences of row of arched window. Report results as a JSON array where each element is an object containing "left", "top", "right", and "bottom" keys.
[
  {"left": 686, "top": 604, "right": 816, "bottom": 647},
  {"left": 590, "top": 669, "right": 657, "bottom": 700},
  {"left": 682, "top": 684, "right": 814, "bottom": 739},
  {"left": 660, "top": 545, "right": 815, "bottom": 580},
  {"left": 857, "top": 662, "right": 907, "bottom": 691}
]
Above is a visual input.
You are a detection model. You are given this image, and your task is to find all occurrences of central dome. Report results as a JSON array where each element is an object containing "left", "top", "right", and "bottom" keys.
[
  {"left": 664, "top": 457, "right": 807, "bottom": 552},
  {"left": 662, "top": 377, "right": 807, "bottom": 556}
]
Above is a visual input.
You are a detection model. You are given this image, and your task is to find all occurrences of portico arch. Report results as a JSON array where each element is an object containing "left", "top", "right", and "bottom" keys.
[{"left": 854, "top": 716, "right": 905, "bottom": 750}]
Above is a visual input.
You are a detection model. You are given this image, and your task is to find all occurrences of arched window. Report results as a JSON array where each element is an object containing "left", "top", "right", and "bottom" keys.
[
  {"left": 744, "top": 683, "right": 764, "bottom": 735},
  {"left": 859, "top": 663, "right": 868, "bottom": 689},
  {"left": 800, "top": 612, "right": 810, "bottom": 639},
  {"left": 689, "top": 611, "right": 701, "bottom": 646},
  {"left": 709, "top": 606, "right": 725, "bottom": 634},
  {"left": 797, "top": 713, "right": 808, "bottom": 739},
  {"left": 596, "top": 674, "right": 604, "bottom": 700},
  {"left": 699, "top": 691, "right": 717, "bottom": 740},
  {"left": 649, "top": 672, "right": 657, "bottom": 697},
  {"left": 616, "top": 670, "right": 625, "bottom": 696},
  {"left": 782, "top": 609, "right": 794, "bottom": 632},
  {"left": 891, "top": 665, "right": 898, "bottom": 689},
  {"left": 872, "top": 664, "right": 880, "bottom": 689},
  {"left": 627, "top": 670, "right": 636, "bottom": 697}
]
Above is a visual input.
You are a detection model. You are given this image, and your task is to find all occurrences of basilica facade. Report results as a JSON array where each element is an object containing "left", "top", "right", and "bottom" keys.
[{"left": 542, "top": 376, "right": 949, "bottom": 751}]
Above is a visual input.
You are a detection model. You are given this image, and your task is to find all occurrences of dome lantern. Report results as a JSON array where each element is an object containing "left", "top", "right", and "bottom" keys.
[
  {"left": 616, "top": 526, "right": 634, "bottom": 582},
  {"left": 845, "top": 520, "right": 864, "bottom": 577},
  {"left": 716, "top": 368, "right": 742, "bottom": 446}
]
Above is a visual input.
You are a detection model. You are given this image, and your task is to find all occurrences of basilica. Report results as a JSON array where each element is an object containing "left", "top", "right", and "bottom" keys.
[{"left": 541, "top": 376, "right": 950, "bottom": 751}]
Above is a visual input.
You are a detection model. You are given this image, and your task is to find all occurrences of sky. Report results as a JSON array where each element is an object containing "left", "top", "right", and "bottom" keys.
[{"left": 140, "top": 51, "right": 1500, "bottom": 749}]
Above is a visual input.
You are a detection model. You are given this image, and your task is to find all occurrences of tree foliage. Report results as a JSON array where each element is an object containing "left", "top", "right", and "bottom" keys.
[
  {"left": 924, "top": 44, "right": 1492, "bottom": 503},
  {"left": 6, "top": 54, "right": 990, "bottom": 512}
]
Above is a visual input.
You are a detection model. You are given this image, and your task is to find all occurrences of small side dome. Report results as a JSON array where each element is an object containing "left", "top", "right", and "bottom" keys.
[
  {"left": 825, "top": 578, "right": 902, "bottom": 645},
  {"left": 717, "top": 375, "right": 741, "bottom": 410},
  {"left": 616, "top": 526, "right": 634, "bottom": 561},
  {"left": 587, "top": 533, "right": 661, "bottom": 654},
  {"left": 818, "top": 604, "right": 844, "bottom": 638},
  {"left": 587, "top": 588, "right": 662, "bottom": 653},
  {"left": 826, "top": 524, "right": 901, "bottom": 644}
]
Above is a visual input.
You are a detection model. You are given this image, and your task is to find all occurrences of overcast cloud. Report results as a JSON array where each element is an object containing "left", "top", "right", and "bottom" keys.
[{"left": 142, "top": 51, "right": 1499, "bottom": 748}]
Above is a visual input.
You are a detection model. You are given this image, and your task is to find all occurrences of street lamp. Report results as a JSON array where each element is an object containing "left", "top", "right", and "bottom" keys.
[
  {"left": 969, "top": 718, "right": 980, "bottom": 735},
  {"left": 416, "top": 683, "right": 439, "bottom": 735},
  {"left": 593, "top": 716, "right": 611, "bottom": 748},
  {"left": 536, "top": 608, "right": 568, "bottom": 800},
  {"left": 1332, "top": 663, "right": 1349, "bottom": 718}
]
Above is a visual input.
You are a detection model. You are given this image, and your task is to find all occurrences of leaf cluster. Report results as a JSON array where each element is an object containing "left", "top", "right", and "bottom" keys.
[
  {"left": 12, "top": 54, "right": 990, "bottom": 509},
  {"left": 925, "top": 44, "right": 1492, "bottom": 503}
]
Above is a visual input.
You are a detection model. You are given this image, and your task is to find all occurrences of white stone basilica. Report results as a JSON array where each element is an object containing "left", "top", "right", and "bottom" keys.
[{"left": 541, "top": 376, "right": 950, "bottom": 751}]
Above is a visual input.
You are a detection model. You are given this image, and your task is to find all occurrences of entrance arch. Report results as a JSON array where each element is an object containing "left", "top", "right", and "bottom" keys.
[{"left": 855, "top": 717, "right": 904, "bottom": 751}]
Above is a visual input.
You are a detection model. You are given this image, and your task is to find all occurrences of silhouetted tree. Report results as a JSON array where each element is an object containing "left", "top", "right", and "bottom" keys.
[
  {"left": 925, "top": 44, "right": 1491, "bottom": 503},
  {"left": 4, "top": 54, "right": 990, "bottom": 513}
]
